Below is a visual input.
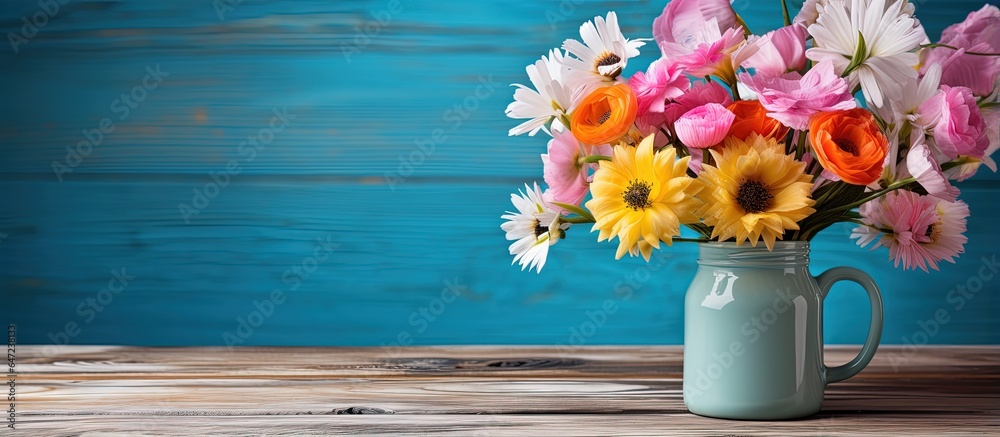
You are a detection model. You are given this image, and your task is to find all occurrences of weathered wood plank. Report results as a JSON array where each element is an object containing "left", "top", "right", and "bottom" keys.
[
  {"left": 13, "top": 414, "right": 1000, "bottom": 437},
  {"left": 10, "top": 346, "right": 1000, "bottom": 435}
]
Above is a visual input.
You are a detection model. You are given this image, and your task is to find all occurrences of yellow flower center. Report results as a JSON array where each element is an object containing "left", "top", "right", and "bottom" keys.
[
  {"left": 622, "top": 180, "right": 653, "bottom": 211},
  {"left": 736, "top": 179, "right": 773, "bottom": 214}
]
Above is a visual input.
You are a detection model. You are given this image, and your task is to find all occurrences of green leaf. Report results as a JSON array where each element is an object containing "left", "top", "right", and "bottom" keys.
[
  {"left": 843, "top": 31, "right": 868, "bottom": 76},
  {"left": 552, "top": 202, "right": 595, "bottom": 222},
  {"left": 735, "top": 12, "right": 752, "bottom": 36}
]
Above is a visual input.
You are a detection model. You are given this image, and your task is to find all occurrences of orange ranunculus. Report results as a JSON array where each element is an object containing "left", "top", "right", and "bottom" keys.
[
  {"left": 726, "top": 100, "right": 789, "bottom": 142},
  {"left": 570, "top": 83, "right": 638, "bottom": 145},
  {"left": 808, "top": 109, "right": 888, "bottom": 185}
]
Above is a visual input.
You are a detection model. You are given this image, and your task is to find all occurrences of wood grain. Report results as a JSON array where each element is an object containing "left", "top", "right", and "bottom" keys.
[{"left": 11, "top": 345, "right": 1000, "bottom": 435}]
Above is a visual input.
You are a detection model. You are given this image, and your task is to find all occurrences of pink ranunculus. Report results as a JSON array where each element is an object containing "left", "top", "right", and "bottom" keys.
[
  {"left": 653, "top": 0, "right": 737, "bottom": 53},
  {"left": 739, "top": 60, "right": 856, "bottom": 130},
  {"left": 541, "top": 129, "right": 590, "bottom": 209},
  {"left": 663, "top": 81, "right": 734, "bottom": 126},
  {"left": 673, "top": 103, "right": 735, "bottom": 149},
  {"left": 944, "top": 106, "right": 1000, "bottom": 181},
  {"left": 628, "top": 58, "right": 690, "bottom": 116},
  {"left": 918, "top": 85, "right": 990, "bottom": 159},
  {"left": 920, "top": 5, "right": 1000, "bottom": 97},
  {"left": 742, "top": 24, "right": 808, "bottom": 77}
]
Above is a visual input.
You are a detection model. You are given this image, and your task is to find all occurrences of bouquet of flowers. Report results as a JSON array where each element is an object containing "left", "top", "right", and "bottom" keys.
[{"left": 500, "top": 0, "right": 1000, "bottom": 273}]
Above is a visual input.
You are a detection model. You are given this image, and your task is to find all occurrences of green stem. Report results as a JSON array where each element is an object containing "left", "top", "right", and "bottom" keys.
[
  {"left": 685, "top": 223, "right": 713, "bottom": 239},
  {"left": 941, "top": 157, "right": 973, "bottom": 172},
  {"left": 582, "top": 154, "right": 612, "bottom": 164},
  {"left": 795, "top": 130, "right": 807, "bottom": 161},
  {"left": 780, "top": 0, "right": 791, "bottom": 27},
  {"left": 809, "top": 159, "right": 825, "bottom": 178},
  {"left": 673, "top": 237, "right": 711, "bottom": 243},
  {"left": 734, "top": 13, "right": 752, "bottom": 37},
  {"left": 783, "top": 128, "right": 796, "bottom": 154},
  {"left": 831, "top": 178, "right": 917, "bottom": 212},
  {"left": 919, "top": 43, "right": 1000, "bottom": 57},
  {"left": 562, "top": 216, "right": 594, "bottom": 224},
  {"left": 812, "top": 181, "right": 845, "bottom": 207}
]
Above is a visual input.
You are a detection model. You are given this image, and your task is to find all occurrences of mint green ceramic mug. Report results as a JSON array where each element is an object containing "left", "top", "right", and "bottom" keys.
[{"left": 683, "top": 241, "right": 883, "bottom": 420}]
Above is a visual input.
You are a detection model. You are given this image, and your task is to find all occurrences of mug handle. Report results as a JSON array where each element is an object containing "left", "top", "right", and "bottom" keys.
[{"left": 816, "top": 267, "right": 884, "bottom": 384}]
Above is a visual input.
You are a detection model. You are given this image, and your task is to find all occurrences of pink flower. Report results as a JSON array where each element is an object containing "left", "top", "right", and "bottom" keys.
[
  {"left": 673, "top": 103, "right": 735, "bottom": 149},
  {"left": 919, "top": 5, "right": 1000, "bottom": 97},
  {"left": 739, "top": 60, "right": 856, "bottom": 130},
  {"left": 628, "top": 59, "right": 689, "bottom": 116},
  {"left": 903, "top": 140, "right": 960, "bottom": 202},
  {"left": 634, "top": 111, "right": 670, "bottom": 149},
  {"left": 670, "top": 26, "right": 751, "bottom": 81},
  {"left": 944, "top": 106, "right": 1000, "bottom": 181},
  {"left": 918, "top": 85, "right": 990, "bottom": 160},
  {"left": 541, "top": 129, "right": 590, "bottom": 208},
  {"left": 852, "top": 190, "right": 969, "bottom": 272},
  {"left": 653, "top": 0, "right": 737, "bottom": 52},
  {"left": 663, "top": 81, "right": 733, "bottom": 126},
  {"left": 742, "top": 24, "right": 808, "bottom": 77}
]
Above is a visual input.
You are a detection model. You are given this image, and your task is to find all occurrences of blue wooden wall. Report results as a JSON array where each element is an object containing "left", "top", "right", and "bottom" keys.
[{"left": 1, "top": 0, "right": 997, "bottom": 347}]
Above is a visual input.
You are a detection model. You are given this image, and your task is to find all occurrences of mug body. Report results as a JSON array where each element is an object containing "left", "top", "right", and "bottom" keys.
[{"left": 683, "top": 241, "right": 825, "bottom": 419}]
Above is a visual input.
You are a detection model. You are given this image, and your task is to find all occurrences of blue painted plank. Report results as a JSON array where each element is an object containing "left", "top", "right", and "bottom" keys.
[
  {"left": 1, "top": 0, "right": 997, "bottom": 180},
  {"left": 1, "top": 180, "right": 996, "bottom": 346},
  {"left": 0, "top": 0, "right": 997, "bottom": 347}
]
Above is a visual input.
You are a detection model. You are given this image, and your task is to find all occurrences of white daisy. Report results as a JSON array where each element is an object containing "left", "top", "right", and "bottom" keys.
[
  {"left": 560, "top": 12, "right": 645, "bottom": 94},
  {"left": 506, "top": 49, "right": 577, "bottom": 136},
  {"left": 873, "top": 62, "right": 941, "bottom": 127},
  {"left": 796, "top": 0, "right": 919, "bottom": 26},
  {"left": 806, "top": 0, "right": 927, "bottom": 107},
  {"left": 500, "top": 183, "right": 570, "bottom": 273}
]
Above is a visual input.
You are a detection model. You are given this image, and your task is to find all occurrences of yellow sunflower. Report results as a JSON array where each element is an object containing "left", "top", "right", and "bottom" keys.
[
  {"left": 697, "top": 134, "right": 815, "bottom": 250},
  {"left": 586, "top": 134, "right": 703, "bottom": 260}
]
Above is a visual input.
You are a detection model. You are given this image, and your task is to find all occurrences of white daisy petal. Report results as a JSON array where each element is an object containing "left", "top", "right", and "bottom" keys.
[
  {"left": 505, "top": 50, "right": 576, "bottom": 137},
  {"left": 499, "top": 182, "right": 570, "bottom": 273},
  {"left": 806, "top": 0, "right": 927, "bottom": 108},
  {"left": 560, "top": 12, "right": 645, "bottom": 94}
]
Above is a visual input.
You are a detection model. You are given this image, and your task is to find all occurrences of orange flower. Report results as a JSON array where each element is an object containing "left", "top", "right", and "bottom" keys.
[
  {"left": 808, "top": 109, "right": 888, "bottom": 185},
  {"left": 727, "top": 100, "right": 789, "bottom": 142},
  {"left": 570, "top": 83, "right": 637, "bottom": 145}
]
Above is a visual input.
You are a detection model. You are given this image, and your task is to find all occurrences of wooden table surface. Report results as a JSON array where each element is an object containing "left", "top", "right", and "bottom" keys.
[{"left": 11, "top": 345, "right": 1000, "bottom": 436}]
